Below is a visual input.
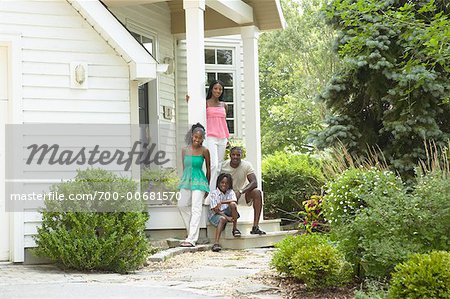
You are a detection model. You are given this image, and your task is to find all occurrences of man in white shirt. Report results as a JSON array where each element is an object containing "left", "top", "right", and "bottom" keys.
[{"left": 221, "top": 147, "right": 266, "bottom": 235}]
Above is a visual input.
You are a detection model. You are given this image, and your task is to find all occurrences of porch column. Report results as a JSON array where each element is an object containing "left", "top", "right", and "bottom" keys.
[
  {"left": 183, "top": 0, "right": 206, "bottom": 127},
  {"left": 241, "top": 26, "right": 262, "bottom": 188}
]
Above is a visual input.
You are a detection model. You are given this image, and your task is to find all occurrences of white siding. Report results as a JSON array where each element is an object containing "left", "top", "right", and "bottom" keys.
[
  {"left": 110, "top": 2, "right": 177, "bottom": 168},
  {"left": 0, "top": 0, "right": 133, "bottom": 250},
  {"left": 0, "top": 1, "right": 131, "bottom": 124},
  {"left": 0, "top": 46, "right": 9, "bottom": 260}
]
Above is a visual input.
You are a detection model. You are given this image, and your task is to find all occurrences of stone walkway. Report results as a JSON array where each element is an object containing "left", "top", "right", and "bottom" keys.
[{"left": 0, "top": 248, "right": 281, "bottom": 299}]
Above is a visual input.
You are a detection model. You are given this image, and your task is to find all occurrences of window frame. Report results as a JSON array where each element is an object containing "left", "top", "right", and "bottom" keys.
[{"left": 204, "top": 45, "right": 240, "bottom": 136}]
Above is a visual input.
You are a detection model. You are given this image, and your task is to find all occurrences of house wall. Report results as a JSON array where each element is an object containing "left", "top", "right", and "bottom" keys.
[
  {"left": 0, "top": 1, "right": 134, "bottom": 251},
  {"left": 0, "top": 1, "right": 131, "bottom": 124},
  {"left": 176, "top": 35, "right": 246, "bottom": 172},
  {"left": 110, "top": 2, "right": 177, "bottom": 168},
  {"left": 0, "top": 45, "right": 9, "bottom": 260}
]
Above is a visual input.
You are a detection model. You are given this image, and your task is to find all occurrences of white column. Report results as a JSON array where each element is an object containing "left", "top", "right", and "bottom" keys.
[
  {"left": 241, "top": 26, "right": 262, "bottom": 188},
  {"left": 184, "top": 0, "right": 206, "bottom": 127}
]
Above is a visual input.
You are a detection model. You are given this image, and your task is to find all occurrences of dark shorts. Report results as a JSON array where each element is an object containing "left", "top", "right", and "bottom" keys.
[{"left": 209, "top": 206, "right": 240, "bottom": 227}]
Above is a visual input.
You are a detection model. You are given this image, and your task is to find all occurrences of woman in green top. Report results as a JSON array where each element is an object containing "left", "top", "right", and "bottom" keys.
[{"left": 178, "top": 123, "right": 211, "bottom": 247}]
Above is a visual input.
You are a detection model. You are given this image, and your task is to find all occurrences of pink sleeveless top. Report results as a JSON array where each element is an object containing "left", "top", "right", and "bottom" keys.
[{"left": 206, "top": 104, "right": 229, "bottom": 138}]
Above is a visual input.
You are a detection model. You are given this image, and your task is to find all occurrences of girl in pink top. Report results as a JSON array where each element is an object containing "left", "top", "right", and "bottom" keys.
[{"left": 206, "top": 80, "right": 230, "bottom": 192}]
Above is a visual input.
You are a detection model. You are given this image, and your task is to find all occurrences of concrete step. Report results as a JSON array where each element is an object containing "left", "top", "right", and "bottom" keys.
[
  {"left": 206, "top": 219, "right": 282, "bottom": 239},
  {"left": 217, "top": 230, "right": 298, "bottom": 250}
]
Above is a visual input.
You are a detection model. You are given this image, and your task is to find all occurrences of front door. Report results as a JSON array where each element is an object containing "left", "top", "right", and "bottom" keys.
[{"left": 0, "top": 46, "right": 10, "bottom": 261}]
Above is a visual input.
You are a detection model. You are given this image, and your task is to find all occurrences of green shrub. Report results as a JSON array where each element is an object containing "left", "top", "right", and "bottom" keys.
[
  {"left": 271, "top": 235, "right": 322, "bottom": 274},
  {"left": 34, "top": 168, "right": 150, "bottom": 274},
  {"left": 141, "top": 167, "right": 179, "bottom": 204},
  {"left": 262, "top": 152, "right": 325, "bottom": 221},
  {"left": 413, "top": 172, "right": 450, "bottom": 250},
  {"left": 291, "top": 239, "right": 352, "bottom": 289},
  {"left": 340, "top": 190, "right": 425, "bottom": 278},
  {"left": 323, "top": 168, "right": 403, "bottom": 226},
  {"left": 325, "top": 168, "right": 425, "bottom": 278},
  {"left": 272, "top": 234, "right": 352, "bottom": 289},
  {"left": 328, "top": 168, "right": 450, "bottom": 279},
  {"left": 388, "top": 251, "right": 450, "bottom": 299},
  {"left": 354, "top": 280, "right": 388, "bottom": 299}
]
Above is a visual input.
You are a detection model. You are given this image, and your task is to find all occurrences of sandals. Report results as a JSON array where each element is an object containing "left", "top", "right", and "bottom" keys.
[
  {"left": 212, "top": 244, "right": 222, "bottom": 252},
  {"left": 232, "top": 228, "right": 242, "bottom": 237},
  {"left": 179, "top": 241, "right": 195, "bottom": 247},
  {"left": 250, "top": 226, "right": 266, "bottom": 235}
]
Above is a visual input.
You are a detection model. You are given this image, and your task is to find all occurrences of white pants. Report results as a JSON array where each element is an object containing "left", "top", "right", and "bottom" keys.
[
  {"left": 178, "top": 189, "right": 205, "bottom": 245},
  {"left": 206, "top": 136, "right": 227, "bottom": 191}
]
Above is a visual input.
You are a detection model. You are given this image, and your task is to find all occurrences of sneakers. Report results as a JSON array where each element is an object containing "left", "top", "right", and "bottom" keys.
[
  {"left": 212, "top": 243, "right": 222, "bottom": 252},
  {"left": 250, "top": 226, "right": 266, "bottom": 235}
]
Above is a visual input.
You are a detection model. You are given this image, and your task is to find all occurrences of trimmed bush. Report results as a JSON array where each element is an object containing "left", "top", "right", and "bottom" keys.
[
  {"left": 272, "top": 234, "right": 352, "bottom": 289},
  {"left": 262, "top": 152, "right": 325, "bottom": 221},
  {"left": 388, "top": 251, "right": 450, "bottom": 299},
  {"left": 34, "top": 168, "right": 150, "bottom": 274},
  {"left": 272, "top": 235, "right": 320, "bottom": 274}
]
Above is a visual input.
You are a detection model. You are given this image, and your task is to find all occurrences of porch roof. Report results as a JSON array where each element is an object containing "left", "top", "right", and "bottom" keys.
[
  {"left": 68, "top": 0, "right": 159, "bottom": 82},
  {"left": 103, "top": 0, "right": 286, "bottom": 35}
]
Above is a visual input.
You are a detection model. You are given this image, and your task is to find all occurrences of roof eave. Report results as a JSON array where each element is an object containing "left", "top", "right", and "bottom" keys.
[{"left": 67, "top": 0, "right": 158, "bottom": 82}]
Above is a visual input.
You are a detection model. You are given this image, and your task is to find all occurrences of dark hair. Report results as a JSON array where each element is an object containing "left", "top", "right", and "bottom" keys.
[
  {"left": 216, "top": 173, "right": 233, "bottom": 190},
  {"left": 185, "top": 123, "right": 205, "bottom": 145},
  {"left": 206, "top": 80, "right": 225, "bottom": 101},
  {"left": 230, "top": 146, "right": 242, "bottom": 154}
]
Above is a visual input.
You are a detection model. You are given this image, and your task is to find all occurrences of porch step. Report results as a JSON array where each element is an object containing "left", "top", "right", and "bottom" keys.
[
  {"left": 207, "top": 218, "right": 298, "bottom": 249},
  {"left": 206, "top": 219, "right": 282, "bottom": 239},
  {"left": 217, "top": 230, "right": 298, "bottom": 250}
]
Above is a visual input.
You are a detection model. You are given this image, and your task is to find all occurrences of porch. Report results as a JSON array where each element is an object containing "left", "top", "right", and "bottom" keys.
[{"left": 106, "top": 0, "right": 291, "bottom": 249}]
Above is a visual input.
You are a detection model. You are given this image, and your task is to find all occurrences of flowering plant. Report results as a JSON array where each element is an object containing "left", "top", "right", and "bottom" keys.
[
  {"left": 299, "top": 195, "right": 327, "bottom": 233},
  {"left": 323, "top": 167, "right": 402, "bottom": 225}
]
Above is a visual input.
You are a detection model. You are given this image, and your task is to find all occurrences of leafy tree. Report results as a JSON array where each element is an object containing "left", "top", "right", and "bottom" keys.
[
  {"left": 259, "top": 0, "right": 338, "bottom": 155},
  {"left": 314, "top": 0, "right": 450, "bottom": 178}
]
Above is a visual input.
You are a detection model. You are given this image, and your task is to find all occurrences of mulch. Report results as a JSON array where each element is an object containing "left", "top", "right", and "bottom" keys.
[{"left": 256, "top": 270, "right": 358, "bottom": 299}]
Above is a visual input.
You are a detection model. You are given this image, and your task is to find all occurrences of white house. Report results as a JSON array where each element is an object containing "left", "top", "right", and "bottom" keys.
[{"left": 0, "top": 0, "right": 286, "bottom": 263}]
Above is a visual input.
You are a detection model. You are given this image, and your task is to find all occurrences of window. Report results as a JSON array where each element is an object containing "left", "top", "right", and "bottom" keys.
[
  {"left": 130, "top": 32, "right": 154, "bottom": 56},
  {"left": 205, "top": 49, "right": 233, "bottom": 65},
  {"left": 130, "top": 31, "right": 156, "bottom": 125},
  {"left": 130, "top": 29, "right": 158, "bottom": 168},
  {"left": 205, "top": 47, "right": 236, "bottom": 134}
]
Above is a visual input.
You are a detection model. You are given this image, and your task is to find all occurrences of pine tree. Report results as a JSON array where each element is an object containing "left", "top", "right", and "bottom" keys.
[{"left": 314, "top": 0, "right": 450, "bottom": 178}]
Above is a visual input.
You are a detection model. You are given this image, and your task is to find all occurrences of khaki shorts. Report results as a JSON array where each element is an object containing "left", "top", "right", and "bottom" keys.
[{"left": 238, "top": 193, "right": 253, "bottom": 206}]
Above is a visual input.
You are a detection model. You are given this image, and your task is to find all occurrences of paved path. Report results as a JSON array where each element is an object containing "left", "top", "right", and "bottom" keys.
[{"left": 0, "top": 248, "right": 281, "bottom": 299}]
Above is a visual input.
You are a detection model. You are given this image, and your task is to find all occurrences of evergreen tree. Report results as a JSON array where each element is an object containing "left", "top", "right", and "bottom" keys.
[{"left": 314, "top": 0, "right": 450, "bottom": 177}]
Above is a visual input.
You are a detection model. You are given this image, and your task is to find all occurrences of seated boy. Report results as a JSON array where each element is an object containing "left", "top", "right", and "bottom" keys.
[{"left": 208, "top": 173, "right": 241, "bottom": 252}]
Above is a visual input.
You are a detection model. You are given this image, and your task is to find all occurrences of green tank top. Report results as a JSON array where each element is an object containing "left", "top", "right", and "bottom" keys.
[{"left": 179, "top": 155, "right": 209, "bottom": 192}]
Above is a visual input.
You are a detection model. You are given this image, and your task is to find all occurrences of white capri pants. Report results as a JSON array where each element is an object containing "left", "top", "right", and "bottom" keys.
[
  {"left": 205, "top": 136, "right": 227, "bottom": 191},
  {"left": 178, "top": 189, "right": 205, "bottom": 245}
]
